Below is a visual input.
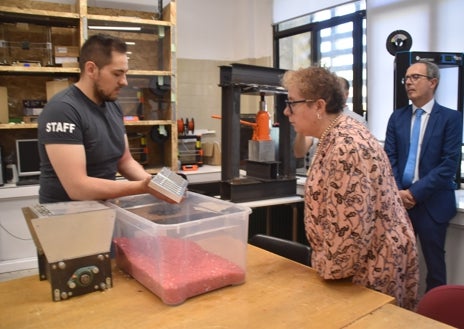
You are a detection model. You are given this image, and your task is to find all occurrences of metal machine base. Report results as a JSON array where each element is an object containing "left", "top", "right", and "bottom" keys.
[
  {"left": 221, "top": 177, "right": 296, "bottom": 203},
  {"left": 38, "top": 251, "right": 112, "bottom": 301},
  {"left": 246, "top": 160, "right": 279, "bottom": 180}
]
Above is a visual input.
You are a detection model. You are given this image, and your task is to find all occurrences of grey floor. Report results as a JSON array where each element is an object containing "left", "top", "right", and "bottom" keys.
[{"left": 0, "top": 268, "right": 38, "bottom": 282}]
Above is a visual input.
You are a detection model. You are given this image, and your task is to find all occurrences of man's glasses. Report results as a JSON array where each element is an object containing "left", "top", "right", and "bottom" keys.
[
  {"left": 285, "top": 99, "right": 314, "bottom": 114},
  {"left": 401, "top": 73, "right": 432, "bottom": 84}
]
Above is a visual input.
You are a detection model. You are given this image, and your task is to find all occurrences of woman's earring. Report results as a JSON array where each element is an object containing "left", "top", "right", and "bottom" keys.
[{"left": 317, "top": 113, "right": 321, "bottom": 120}]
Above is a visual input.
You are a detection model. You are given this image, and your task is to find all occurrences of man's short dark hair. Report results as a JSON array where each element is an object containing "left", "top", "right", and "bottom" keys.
[{"left": 79, "top": 33, "right": 128, "bottom": 72}]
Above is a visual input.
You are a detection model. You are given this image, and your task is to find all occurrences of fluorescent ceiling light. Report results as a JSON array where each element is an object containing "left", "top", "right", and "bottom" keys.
[
  {"left": 125, "top": 42, "right": 136, "bottom": 45},
  {"left": 88, "top": 26, "right": 141, "bottom": 31}
]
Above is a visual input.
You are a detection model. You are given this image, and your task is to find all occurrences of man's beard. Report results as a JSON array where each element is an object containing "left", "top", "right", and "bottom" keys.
[{"left": 94, "top": 83, "right": 118, "bottom": 103}]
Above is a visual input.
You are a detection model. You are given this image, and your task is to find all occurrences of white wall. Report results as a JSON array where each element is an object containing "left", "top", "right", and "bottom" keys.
[
  {"left": 177, "top": 0, "right": 273, "bottom": 61},
  {"left": 272, "top": 0, "right": 350, "bottom": 23},
  {"left": 367, "top": 0, "right": 464, "bottom": 140}
]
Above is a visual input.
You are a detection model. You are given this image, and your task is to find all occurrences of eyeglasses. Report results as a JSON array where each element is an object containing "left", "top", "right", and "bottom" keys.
[
  {"left": 285, "top": 99, "right": 314, "bottom": 114},
  {"left": 401, "top": 73, "right": 432, "bottom": 84}
]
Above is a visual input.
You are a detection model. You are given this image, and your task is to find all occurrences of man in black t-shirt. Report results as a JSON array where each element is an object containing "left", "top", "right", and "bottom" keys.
[{"left": 38, "top": 34, "right": 172, "bottom": 204}]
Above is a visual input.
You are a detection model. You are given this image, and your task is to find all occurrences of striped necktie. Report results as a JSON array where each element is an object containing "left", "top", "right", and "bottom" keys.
[{"left": 402, "top": 108, "right": 424, "bottom": 187}]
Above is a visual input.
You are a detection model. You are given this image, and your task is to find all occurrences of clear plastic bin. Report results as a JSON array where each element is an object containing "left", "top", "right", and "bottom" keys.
[{"left": 107, "top": 191, "right": 251, "bottom": 305}]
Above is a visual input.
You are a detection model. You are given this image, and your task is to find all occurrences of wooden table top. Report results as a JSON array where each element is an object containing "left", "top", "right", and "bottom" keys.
[
  {"left": 345, "top": 303, "right": 455, "bottom": 328},
  {"left": 0, "top": 245, "right": 399, "bottom": 329}
]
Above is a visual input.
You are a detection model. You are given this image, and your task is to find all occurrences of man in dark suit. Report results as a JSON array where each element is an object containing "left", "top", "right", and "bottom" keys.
[{"left": 384, "top": 59, "right": 462, "bottom": 291}]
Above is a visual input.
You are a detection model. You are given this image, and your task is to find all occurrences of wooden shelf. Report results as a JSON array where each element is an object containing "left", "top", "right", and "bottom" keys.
[
  {"left": 0, "top": 66, "right": 80, "bottom": 75},
  {"left": 127, "top": 70, "right": 173, "bottom": 77},
  {"left": 0, "top": 6, "right": 79, "bottom": 27},
  {"left": 0, "top": 0, "right": 178, "bottom": 171},
  {"left": 0, "top": 123, "right": 38, "bottom": 130},
  {"left": 87, "top": 14, "right": 172, "bottom": 27},
  {"left": 0, "top": 6, "right": 79, "bottom": 19},
  {"left": 124, "top": 120, "right": 173, "bottom": 126}
]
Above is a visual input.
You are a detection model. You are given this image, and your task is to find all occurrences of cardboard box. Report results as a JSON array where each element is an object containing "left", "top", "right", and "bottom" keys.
[
  {"left": 46, "top": 80, "right": 71, "bottom": 101},
  {"left": 61, "top": 62, "right": 79, "bottom": 68},
  {"left": 203, "top": 142, "right": 221, "bottom": 165},
  {"left": 55, "top": 57, "right": 78, "bottom": 67},
  {"left": 54, "top": 46, "right": 79, "bottom": 58},
  {"left": 0, "top": 87, "right": 7, "bottom": 124},
  {"left": 23, "top": 116, "right": 39, "bottom": 123},
  {"left": 107, "top": 192, "right": 251, "bottom": 305}
]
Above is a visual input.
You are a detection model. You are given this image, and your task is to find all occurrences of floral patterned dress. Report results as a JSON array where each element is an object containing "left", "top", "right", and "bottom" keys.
[{"left": 305, "top": 115, "right": 419, "bottom": 310}]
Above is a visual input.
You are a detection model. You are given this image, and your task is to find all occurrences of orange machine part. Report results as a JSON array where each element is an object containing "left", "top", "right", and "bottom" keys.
[
  {"left": 211, "top": 112, "right": 271, "bottom": 141},
  {"left": 254, "top": 109, "right": 271, "bottom": 141}
]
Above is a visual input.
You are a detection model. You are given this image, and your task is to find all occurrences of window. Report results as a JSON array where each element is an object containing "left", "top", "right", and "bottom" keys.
[{"left": 273, "top": 1, "right": 366, "bottom": 119}]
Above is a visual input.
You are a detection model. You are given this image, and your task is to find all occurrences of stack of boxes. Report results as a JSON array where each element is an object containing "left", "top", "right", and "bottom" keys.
[{"left": 54, "top": 45, "right": 79, "bottom": 68}]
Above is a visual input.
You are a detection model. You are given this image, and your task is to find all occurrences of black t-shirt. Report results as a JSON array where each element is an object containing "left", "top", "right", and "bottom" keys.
[{"left": 37, "top": 85, "right": 126, "bottom": 203}]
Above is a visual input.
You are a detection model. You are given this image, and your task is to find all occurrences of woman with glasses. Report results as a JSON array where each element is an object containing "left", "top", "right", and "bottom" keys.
[
  {"left": 293, "top": 77, "right": 366, "bottom": 173},
  {"left": 282, "top": 66, "right": 419, "bottom": 310}
]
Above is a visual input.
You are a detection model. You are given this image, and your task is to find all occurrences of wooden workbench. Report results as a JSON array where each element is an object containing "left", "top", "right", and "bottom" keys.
[
  {"left": 0, "top": 245, "right": 445, "bottom": 329},
  {"left": 345, "top": 303, "right": 454, "bottom": 328}
]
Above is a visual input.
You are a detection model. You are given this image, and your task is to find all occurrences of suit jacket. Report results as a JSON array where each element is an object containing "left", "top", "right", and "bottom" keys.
[{"left": 384, "top": 101, "right": 463, "bottom": 223}]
